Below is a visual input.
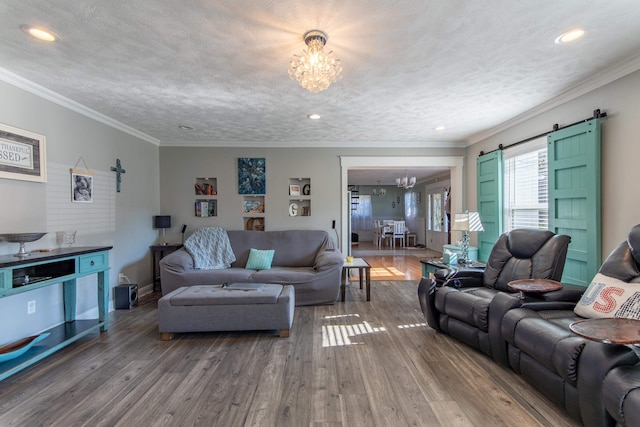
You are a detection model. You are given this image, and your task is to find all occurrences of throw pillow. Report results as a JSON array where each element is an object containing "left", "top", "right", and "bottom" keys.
[
  {"left": 574, "top": 273, "right": 640, "bottom": 319},
  {"left": 245, "top": 248, "right": 275, "bottom": 270}
]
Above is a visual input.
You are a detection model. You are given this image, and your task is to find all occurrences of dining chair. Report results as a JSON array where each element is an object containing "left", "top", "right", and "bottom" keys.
[{"left": 393, "top": 221, "right": 406, "bottom": 247}]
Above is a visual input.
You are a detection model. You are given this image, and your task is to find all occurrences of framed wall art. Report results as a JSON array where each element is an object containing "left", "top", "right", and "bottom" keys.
[
  {"left": 0, "top": 123, "right": 47, "bottom": 182},
  {"left": 238, "top": 157, "right": 266, "bottom": 194}
]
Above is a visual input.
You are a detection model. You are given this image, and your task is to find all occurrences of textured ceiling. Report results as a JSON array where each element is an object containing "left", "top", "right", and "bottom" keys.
[{"left": 1, "top": 1, "right": 640, "bottom": 148}]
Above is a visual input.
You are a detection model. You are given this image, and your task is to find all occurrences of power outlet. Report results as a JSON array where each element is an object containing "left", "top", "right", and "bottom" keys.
[
  {"left": 119, "top": 273, "right": 125, "bottom": 283},
  {"left": 27, "top": 300, "right": 36, "bottom": 315}
]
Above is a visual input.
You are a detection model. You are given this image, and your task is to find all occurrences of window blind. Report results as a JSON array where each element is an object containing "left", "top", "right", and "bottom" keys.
[{"left": 503, "top": 137, "right": 548, "bottom": 231}]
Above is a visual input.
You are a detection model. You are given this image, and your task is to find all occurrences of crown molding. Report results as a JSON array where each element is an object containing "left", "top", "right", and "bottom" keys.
[
  {"left": 466, "top": 54, "right": 640, "bottom": 146},
  {"left": 0, "top": 67, "right": 160, "bottom": 146},
  {"left": 158, "top": 140, "right": 465, "bottom": 148}
]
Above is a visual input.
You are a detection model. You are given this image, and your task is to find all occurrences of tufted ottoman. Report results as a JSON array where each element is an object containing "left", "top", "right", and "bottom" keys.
[{"left": 158, "top": 284, "right": 294, "bottom": 339}]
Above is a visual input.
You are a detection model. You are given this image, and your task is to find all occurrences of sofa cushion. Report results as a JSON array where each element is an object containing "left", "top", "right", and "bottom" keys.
[
  {"left": 245, "top": 248, "right": 275, "bottom": 270},
  {"left": 166, "top": 284, "right": 283, "bottom": 305},
  {"left": 574, "top": 272, "right": 640, "bottom": 319},
  {"left": 251, "top": 266, "right": 318, "bottom": 284}
]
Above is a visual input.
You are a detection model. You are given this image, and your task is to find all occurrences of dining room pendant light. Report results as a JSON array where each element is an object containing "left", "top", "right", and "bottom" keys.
[
  {"left": 289, "top": 30, "right": 342, "bottom": 93},
  {"left": 396, "top": 171, "right": 417, "bottom": 189}
]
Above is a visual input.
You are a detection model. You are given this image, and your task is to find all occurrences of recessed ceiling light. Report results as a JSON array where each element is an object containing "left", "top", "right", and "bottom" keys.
[
  {"left": 178, "top": 125, "right": 193, "bottom": 130},
  {"left": 555, "top": 29, "right": 585, "bottom": 44},
  {"left": 434, "top": 126, "right": 446, "bottom": 131},
  {"left": 307, "top": 114, "right": 321, "bottom": 120},
  {"left": 21, "top": 25, "right": 57, "bottom": 42}
]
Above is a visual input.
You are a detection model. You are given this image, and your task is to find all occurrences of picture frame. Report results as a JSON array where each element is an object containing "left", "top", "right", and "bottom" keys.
[
  {"left": 71, "top": 172, "right": 93, "bottom": 203},
  {"left": 0, "top": 123, "right": 47, "bottom": 182},
  {"left": 238, "top": 158, "right": 265, "bottom": 194},
  {"left": 289, "top": 184, "right": 301, "bottom": 196}
]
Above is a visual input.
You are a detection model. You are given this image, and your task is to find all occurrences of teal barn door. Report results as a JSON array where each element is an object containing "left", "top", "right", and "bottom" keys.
[
  {"left": 548, "top": 119, "right": 602, "bottom": 286},
  {"left": 476, "top": 151, "right": 503, "bottom": 262}
]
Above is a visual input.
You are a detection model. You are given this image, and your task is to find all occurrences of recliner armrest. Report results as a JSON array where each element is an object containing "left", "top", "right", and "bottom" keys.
[
  {"left": 441, "top": 269, "right": 484, "bottom": 288},
  {"left": 538, "top": 283, "right": 585, "bottom": 303}
]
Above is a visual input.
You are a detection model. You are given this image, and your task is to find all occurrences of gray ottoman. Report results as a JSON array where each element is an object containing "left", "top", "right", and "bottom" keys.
[{"left": 158, "top": 284, "right": 294, "bottom": 339}]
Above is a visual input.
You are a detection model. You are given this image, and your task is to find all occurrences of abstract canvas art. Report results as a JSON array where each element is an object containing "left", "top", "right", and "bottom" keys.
[{"left": 238, "top": 158, "right": 265, "bottom": 194}]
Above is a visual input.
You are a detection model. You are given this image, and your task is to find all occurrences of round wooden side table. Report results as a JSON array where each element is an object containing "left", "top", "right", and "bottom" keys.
[{"left": 507, "top": 278, "right": 563, "bottom": 299}]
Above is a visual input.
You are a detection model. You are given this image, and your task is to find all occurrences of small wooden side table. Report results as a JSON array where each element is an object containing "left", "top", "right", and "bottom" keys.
[
  {"left": 507, "top": 278, "right": 563, "bottom": 299},
  {"left": 570, "top": 317, "right": 640, "bottom": 359},
  {"left": 341, "top": 258, "right": 372, "bottom": 301},
  {"left": 150, "top": 244, "right": 183, "bottom": 291}
]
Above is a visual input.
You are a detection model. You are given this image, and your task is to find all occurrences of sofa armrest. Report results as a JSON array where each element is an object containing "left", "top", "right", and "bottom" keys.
[
  {"left": 159, "top": 248, "right": 194, "bottom": 273},
  {"left": 578, "top": 341, "right": 639, "bottom": 427},
  {"left": 314, "top": 250, "right": 344, "bottom": 272},
  {"left": 489, "top": 292, "right": 524, "bottom": 366},
  {"left": 538, "top": 283, "right": 585, "bottom": 303},
  {"left": 417, "top": 277, "right": 441, "bottom": 331}
]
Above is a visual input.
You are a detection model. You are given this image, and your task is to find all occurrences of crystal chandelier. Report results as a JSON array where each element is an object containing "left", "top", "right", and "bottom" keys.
[
  {"left": 396, "top": 171, "right": 417, "bottom": 189},
  {"left": 372, "top": 181, "right": 386, "bottom": 197},
  {"left": 289, "top": 30, "right": 342, "bottom": 93}
]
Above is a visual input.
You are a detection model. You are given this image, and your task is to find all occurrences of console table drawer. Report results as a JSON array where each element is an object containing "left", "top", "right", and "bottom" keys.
[
  {"left": 79, "top": 252, "right": 108, "bottom": 273},
  {"left": 0, "top": 269, "right": 10, "bottom": 291}
]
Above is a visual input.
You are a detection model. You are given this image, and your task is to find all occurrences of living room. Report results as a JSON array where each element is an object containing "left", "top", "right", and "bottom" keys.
[{"left": 1, "top": 2, "right": 640, "bottom": 425}]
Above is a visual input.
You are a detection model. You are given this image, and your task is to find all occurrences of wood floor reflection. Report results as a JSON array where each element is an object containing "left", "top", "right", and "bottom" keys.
[{"left": 351, "top": 242, "right": 440, "bottom": 281}]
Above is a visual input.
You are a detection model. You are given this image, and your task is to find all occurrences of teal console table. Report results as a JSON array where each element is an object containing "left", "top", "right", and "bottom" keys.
[{"left": 0, "top": 246, "right": 112, "bottom": 381}]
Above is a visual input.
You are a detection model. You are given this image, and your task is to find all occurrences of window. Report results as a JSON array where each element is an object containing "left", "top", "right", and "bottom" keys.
[
  {"left": 404, "top": 192, "right": 417, "bottom": 218},
  {"left": 427, "top": 191, "right": 443, "bottom": 231},
  {"left": 503, "top": 137, "right": 548, "bottom": 231},
  {"left": 351, "top": 195, "right": 372, "bottom": 231}
]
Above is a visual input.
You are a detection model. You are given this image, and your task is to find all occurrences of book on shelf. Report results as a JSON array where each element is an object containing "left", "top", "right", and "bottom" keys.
[{"left": 195, "top": 200, "right": 216, "bottom": 217}]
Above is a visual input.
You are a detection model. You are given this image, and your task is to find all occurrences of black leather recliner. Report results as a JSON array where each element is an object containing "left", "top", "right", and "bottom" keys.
[
  {"left": 418, "top": 228, "right": 571, "bottom": 360},
  {"left": 498, "top": 224, "right": 640, "bottom": 426},
  {"left": 603, "top": 363, "right": 640, "bottom": 426}
]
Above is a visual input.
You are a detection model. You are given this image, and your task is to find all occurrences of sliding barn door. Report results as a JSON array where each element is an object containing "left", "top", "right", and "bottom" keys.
[
  {"left": 548, "top": 119, "right": 602, "bottom": 286},
  {"left": 476, "top": 151, "right": 503, "bottom": 262}
]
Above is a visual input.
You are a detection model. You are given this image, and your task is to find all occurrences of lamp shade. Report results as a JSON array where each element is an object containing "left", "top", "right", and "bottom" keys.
[
  {"left": 451, "top": 212, "right": 484, "bottom": 232},
  {"left": 154, "top": 215, "right": 171, "bottom": 229}
]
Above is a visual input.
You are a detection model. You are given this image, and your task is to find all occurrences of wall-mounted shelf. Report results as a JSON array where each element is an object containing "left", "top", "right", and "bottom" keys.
[
  {"left": 194, "top": 178, "right": 217, "bottom": 217},
  {"left": 243, "top": 196, "right": 265, "bottom": 230},
  {"left": 289, "top": 178, "right": 311, "bottom": 217}
]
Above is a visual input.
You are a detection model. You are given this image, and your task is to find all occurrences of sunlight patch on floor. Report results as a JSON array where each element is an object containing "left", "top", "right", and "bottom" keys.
[
  {"left": 397, "top": 322, "right": 427, "bottom": 329},
  {"left": 369, "top": 266, "right": 406, "bottom": 279},
  {"left": 322, "top": 314, "right": 386, "bottom": 347}
]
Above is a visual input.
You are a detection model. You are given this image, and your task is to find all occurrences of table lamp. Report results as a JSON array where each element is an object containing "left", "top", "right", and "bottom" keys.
[
  {"left": 451, "top": 211, "right": 484, "bottom": 264},
  {"left": 154, "top": 215, "right": 171, "bottom": 245}
]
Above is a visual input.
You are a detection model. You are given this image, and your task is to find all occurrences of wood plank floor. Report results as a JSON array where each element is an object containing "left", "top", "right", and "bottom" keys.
[{"left": 0, "top": 262, "right": 581, "bottom": 426}]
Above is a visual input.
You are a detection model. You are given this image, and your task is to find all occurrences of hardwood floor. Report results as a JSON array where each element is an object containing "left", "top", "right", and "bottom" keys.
[
  {"left": 352, "top": 241, "right": 439, "bottom": 282},
  {"left": 0, "top": 278, "right": 580, "bottom": 426}
]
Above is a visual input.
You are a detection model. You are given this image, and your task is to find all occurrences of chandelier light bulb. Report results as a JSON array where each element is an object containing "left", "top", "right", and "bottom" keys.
[{"left": 289, "top": 30, "right": 342, "bottom": 93}]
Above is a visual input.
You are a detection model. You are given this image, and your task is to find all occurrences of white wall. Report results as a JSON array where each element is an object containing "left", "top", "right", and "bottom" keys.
[
  {"left": 0, "top": 80, "right": 159, "bottom": 344},
  {"left": 466, "top": 68, "right": 640, "bottom": 260}
]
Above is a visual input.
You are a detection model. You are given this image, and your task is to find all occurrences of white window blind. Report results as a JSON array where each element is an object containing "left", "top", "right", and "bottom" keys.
[{"left": 503, "top": 137, "right": 548, "bottom": 231}]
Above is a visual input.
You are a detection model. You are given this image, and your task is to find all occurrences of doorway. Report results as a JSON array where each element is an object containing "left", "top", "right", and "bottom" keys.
[{"left": 340, "top": 156, "right": 464, "bottom": 255}]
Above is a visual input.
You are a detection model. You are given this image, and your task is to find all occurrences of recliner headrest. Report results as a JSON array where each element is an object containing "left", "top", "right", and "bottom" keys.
[
  {"left": 627, "top": 224, "right": 640, "bottom": 265},
  {"left": 507, "top": 229, "right": 555, "bottom": 258}
]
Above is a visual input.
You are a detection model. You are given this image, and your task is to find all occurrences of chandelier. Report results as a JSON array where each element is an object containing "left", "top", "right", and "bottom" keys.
[
  {"left": 288, "top": 30, "right": 342, "bottom": 93},
  {"left": 396, "top": 171, "right": 417, "bottom": 189},
  {"left": 372, "top": 181, "right": 386, "bottom": 197}
]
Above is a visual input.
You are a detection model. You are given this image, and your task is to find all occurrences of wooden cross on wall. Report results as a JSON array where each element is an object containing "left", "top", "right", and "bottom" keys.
[{"left": 110, "top": 158, "right": 126, "bottom": 192}]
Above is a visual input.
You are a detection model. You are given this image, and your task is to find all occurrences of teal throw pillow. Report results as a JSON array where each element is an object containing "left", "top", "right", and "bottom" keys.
[{"left": 245, "top": 248, "right": 275, "bottom": 270}]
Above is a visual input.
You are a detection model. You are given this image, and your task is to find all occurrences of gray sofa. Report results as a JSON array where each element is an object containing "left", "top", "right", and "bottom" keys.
[{"left": 159, "top": 229, "right": 344, "bottom": 305}]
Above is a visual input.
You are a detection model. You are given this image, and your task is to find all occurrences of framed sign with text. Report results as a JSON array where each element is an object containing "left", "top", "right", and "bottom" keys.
[{"left": 0, "top": 123, "right": 47, "bottom": 182}]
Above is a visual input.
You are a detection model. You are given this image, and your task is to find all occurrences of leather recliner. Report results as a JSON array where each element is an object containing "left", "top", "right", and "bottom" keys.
[
  {"left": 497, "top": 224, "right": 640, "bottom": 426},
  {"left": 418, "top": 228, "right": 571, "bottom": 360}
]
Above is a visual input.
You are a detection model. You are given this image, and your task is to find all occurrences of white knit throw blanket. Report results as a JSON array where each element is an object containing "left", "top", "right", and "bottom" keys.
[{"left": 184, "top": 227, "right": 236, "bottom": 270}]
